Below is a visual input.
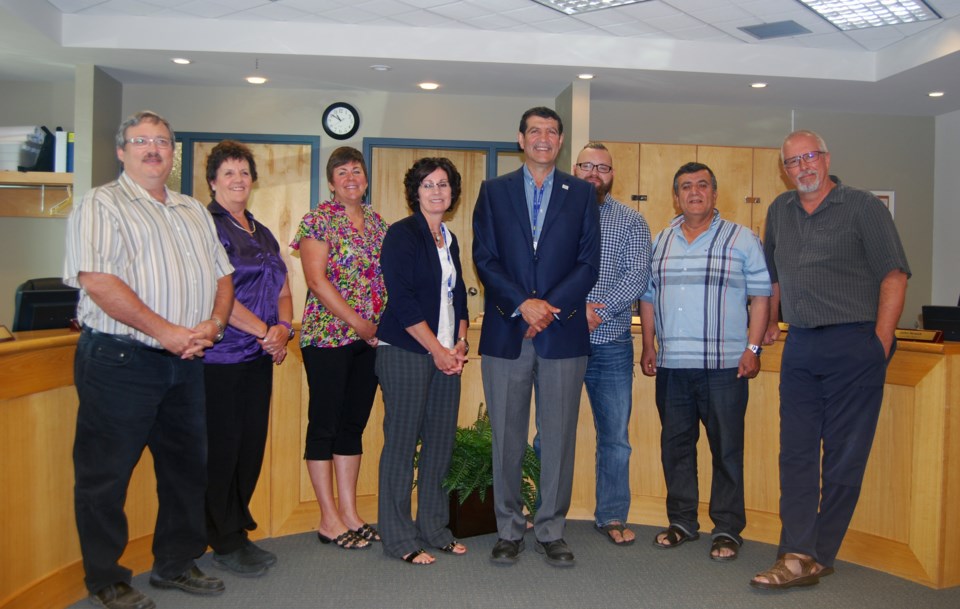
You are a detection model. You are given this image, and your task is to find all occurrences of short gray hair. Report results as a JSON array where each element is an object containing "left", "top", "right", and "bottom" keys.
[
  {"left": 781, "top": 130, "right": 828, "bottom": 162},
  {"left": 115, "top": 110, "right": 176, "bottom": 149}
]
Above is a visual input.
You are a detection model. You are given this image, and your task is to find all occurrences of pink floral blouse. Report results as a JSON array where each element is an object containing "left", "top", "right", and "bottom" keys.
[{"left": 291, "top": 200, "right": 388, "bottom": 348}]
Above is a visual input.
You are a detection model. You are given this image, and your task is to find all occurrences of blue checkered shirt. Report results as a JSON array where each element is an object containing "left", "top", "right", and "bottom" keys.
[{"left": 587, "top": 194, "right": 652, "bottom": 345}]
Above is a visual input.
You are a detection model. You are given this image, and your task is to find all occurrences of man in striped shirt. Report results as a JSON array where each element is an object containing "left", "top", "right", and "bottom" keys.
[
  {"left": 639, "top": 162, "right": 770, "bottom": 562},
  {"left": 64, "top": 111, "right": 234, "bottom": 609}
]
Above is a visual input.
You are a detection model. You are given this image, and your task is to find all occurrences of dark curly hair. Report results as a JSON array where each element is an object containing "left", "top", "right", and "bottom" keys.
[
  {"left": 205, "top": 140, "right": 258, "bottom": 199},
  {"left": 403, "top": 157, "right": 462, "bottom": 213}
]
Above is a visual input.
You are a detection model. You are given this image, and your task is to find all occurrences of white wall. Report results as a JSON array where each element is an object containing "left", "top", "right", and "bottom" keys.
[
  {"left": 122, "top": 85, "right": 545, "bottom": 155},
  {"left": 0, "top": 80, "right": 944, "bottom": 328},
  {"left": 933, "top": 109, "right": 960, "bottom": 306}
]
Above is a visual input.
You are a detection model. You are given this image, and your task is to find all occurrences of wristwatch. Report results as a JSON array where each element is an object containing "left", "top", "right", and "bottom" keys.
[
  {"left": 747, "top": 343, "right": 762, "bottom": 356},
  {"left": 278, "top": 320, "right": 295, "bottom": 341},
  {"left": 211, "top": 316, "right": 225, "bottom": 343},
  {"left": 457, "top": 336, "right": 469, "bottom": 355}
]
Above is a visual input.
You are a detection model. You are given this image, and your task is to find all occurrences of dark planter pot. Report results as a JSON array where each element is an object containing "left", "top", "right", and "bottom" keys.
[{"left": 448, "top": 487, "right": 498, "bottom": 538}]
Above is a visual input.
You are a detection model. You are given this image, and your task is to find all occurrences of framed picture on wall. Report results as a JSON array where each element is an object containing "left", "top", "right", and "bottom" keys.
[{"left": 872, "top": 190, "right": 895, "bottom": 218}]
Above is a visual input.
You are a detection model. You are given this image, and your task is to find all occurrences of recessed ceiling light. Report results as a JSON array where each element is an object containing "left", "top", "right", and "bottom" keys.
[
  {"left": 171, "top": 58, "right": 191, "bottom": 65},
  {"left": 578, "top": 73, "right": 595, "bottom": 80},
  {"left": 246, "top": 76, "right": 267, "bottom": 85},
  {"left": 369, "top": 64, "right": 392, "bottom": 72},
  {"left": 533, "top": 0, "right": 649, "bottom": 15},
  {"left": 928, "top": 91, "right": 945, "bottom": 98},
  {"left": 751, "top": 82, "right": 768, "bottom": 88},
  {"left": 797, "top": 0, "right": 940, "bottom": 31},
  {"left": 418, "top": 82, "right": 440, "bottom": 91}
]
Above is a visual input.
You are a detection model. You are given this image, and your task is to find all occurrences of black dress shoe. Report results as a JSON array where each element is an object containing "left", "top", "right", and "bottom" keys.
[
  {"left": 535, "top": 539, "right": 576, "bottom": 567},
  {"left": 490, "top": 538, "right": 525, "bottom": 564},
  {"left": 89, "top": 582, "right": 156, "bottom": 609},
  {"left": 242, "top": 539, "right": 278, "bottom": 567},
  {"left": 149, "top": 565, "right": 225, "bottom": 596},
  {"left": 212, "top": 548, "right": 268, "bottom": 577}
]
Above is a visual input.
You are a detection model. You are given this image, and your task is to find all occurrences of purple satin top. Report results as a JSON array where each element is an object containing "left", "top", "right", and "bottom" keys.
[{"left": 204, "top": 201, "right": 288, "bottom": 364}]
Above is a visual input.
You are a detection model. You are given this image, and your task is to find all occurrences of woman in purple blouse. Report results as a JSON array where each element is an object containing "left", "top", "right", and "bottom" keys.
[{"left": 203, "top": 140, "right": 295, "bottom": 576}]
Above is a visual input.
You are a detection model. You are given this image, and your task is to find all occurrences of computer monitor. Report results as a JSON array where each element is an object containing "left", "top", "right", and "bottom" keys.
[
  {"left": 12, "top": 278, "right": 79, "bottom": 332},
  {"left": 921, "top": 305, "right": 960, "bottom": 342}
]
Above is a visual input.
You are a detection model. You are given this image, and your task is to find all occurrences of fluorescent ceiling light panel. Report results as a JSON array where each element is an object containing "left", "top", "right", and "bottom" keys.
[
  {"left": 796, "top": 0, "right": 941, "bottom": 31},
  {"left": 532, "top": 0, "right": 649, "bottom": 15}
]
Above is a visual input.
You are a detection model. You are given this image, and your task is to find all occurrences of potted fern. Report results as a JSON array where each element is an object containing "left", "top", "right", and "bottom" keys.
[{"left": 438, "top": 404, "right": 540, "bottom": 538}]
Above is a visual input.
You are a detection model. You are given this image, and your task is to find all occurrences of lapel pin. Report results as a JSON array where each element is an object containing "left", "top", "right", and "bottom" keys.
[{"left": 562, "top": 184, "right": 569, "bottom": 190}]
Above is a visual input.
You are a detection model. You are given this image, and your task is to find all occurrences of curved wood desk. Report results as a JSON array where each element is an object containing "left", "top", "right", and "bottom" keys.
[{"left": 2, "top": 328, "right": 958, "bottom": 609}]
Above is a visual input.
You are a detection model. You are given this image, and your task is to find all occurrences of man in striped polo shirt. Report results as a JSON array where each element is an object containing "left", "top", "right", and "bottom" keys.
[
  {"left": 639, "top": 162, "right": 771, "bottom": 563},
  {"left": 65, "top": 111, "right": 234, "bottom": 609}
]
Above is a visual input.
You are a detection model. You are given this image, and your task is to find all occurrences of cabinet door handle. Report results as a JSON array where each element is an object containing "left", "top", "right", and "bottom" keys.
[
  {"left": 631, "top": 194, "right": 648, "bottom": 202},
  {"left": 745, "top": 196, "right": 760, "bottom": 205},
  {"left": 468, "top": 287, "right": 478, "bottom": 296}
]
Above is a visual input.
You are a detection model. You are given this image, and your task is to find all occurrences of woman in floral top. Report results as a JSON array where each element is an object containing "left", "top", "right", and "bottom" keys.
[{"left": 291, "top": 146, "right": 388, "bottom": 550}]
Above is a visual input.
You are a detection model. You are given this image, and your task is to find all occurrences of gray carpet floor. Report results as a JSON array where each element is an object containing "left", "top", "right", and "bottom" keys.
[{"left": 69, "top": 521, "right": 960, "bottom": 609}]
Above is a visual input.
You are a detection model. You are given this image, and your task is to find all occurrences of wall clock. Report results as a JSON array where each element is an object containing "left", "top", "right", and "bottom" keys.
[{"left": 322, "top": 102, "right": 360, "bottom": 140}]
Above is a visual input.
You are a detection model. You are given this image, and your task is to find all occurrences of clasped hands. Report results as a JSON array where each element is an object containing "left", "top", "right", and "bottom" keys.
[
  {"left": 432, "top": 342, "right": 469, "bottom": 376},
  {"left": 520, "top": 298, "right": 560, "bottom": 339},
  {"left": 258, "top": 324, "right": 292, "bottom": 364},
  {"left": 158, "top": 320, "right": 219, "bottom": 359}
]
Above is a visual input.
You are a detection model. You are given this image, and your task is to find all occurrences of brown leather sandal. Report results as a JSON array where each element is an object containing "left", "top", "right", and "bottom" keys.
[{"left": 750, "top": 553, "right": 821, "bottom": 589}]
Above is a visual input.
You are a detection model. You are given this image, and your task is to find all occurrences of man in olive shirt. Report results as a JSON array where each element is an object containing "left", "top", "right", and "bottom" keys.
[
  {"left": 65, "top": 111, "right": 234, "bottom": 609},
  {"left": 751, "top": 130, "right": 909, "bottom": 590}
]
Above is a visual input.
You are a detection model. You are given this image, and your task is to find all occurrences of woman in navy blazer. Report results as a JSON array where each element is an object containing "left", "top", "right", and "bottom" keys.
[{"left": 376, "top": 157, "right": 469, "bottom": 565}]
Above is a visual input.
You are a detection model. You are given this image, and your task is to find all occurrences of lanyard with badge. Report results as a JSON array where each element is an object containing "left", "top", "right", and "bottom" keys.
[
  {"left": 439, "top": 224, "right": 454, "bottom": 305},
  {"left": 531, "top": 182, "right": 545, "bottom": 252}
]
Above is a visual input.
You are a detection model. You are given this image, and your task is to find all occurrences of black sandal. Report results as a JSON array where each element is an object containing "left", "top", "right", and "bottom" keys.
[
  {"left": 317, "top": 530, "right": 369, "bottom": 550},
  {"left": 354, "top": 523, "right": 381, "bottom": 542},
  {"left": 402, "top": 549, "right": 433, "bottom": 565},
  {"left": 710, "top": 536, "right": 740, "bottom": 561},
  {"left": 595, "top": 522, "right": 636, "bottom": 546},
  {"left": 653, "top": 525, "right": 699, "bottom": 549},
  {"left": 438, "top": 540, "right": 466, "bottom": 555}
]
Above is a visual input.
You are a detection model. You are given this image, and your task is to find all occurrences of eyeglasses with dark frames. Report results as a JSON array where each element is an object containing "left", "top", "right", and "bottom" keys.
[
  {"left": 575, "top": 162, "right": 612, "bottom": 174},
  {"left": 783, "top": 150, "right": 825, "bottom": 168}
]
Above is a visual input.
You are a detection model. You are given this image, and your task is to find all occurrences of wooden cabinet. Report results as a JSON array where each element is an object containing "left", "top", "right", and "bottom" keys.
[
  {"left": 602, "top": 142, "right": 791, "bottom": 238},
  {"left": 0, "top": 171, "right": 73, "bottom": 218}
]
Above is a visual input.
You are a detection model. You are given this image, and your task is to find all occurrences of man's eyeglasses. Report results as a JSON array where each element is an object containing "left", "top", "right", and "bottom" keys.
[
  {"left": 126, "top": 136, "right": 173, "bottom": 149},
  {"left": 575, "top": 162, "right": 612, "bottom": 174},
  {"left": 783, "top": 150, "right": 825, "bottom": 168},
  {"left": 421, "top": 181, "right": 451, "bottom": 190}
]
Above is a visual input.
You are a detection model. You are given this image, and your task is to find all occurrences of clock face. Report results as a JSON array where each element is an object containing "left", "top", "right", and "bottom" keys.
[{"left": 323, "top": 103, "right": 359, "bottom": 140}]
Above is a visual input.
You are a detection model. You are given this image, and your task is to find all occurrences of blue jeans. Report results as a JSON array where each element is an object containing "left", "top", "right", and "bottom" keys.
[
  {"left": 583, "top": 331, "right": 634, "bottom": 526},
  {"left": 655, "top": 367, "right": 747, "bottom": 542}
]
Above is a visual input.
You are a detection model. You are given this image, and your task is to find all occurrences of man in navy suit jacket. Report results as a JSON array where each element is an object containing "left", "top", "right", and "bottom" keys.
[{"left": 473, "top": 107, "right": 600, "bottom": 568}]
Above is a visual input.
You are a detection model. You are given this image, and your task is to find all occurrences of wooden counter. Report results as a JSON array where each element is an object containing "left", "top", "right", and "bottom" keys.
[{"left": 2, "top": 328, "right": 958, "bottom": 609}]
